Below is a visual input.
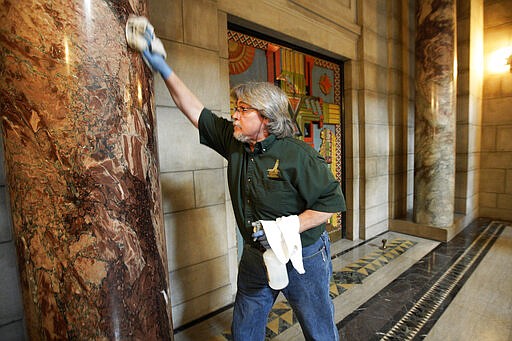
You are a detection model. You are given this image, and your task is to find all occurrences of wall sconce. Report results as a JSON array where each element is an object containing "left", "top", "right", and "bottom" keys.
[{"left": 487, "top": 47, "right": 512, "bottom": 74}]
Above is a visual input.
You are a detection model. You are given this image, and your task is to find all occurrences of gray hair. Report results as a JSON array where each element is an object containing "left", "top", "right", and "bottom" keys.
[{"left": 230, "top": 82, "right": 295, "bottom": 138}]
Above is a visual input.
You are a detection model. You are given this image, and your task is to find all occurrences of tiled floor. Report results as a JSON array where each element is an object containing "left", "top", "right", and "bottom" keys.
[{"left": 173, "top": 219, "right": 512, "bottom": 341}]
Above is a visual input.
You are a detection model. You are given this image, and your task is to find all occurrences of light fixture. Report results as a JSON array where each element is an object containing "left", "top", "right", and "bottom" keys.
[{"left": 487, "top": 47, "right": 512, "bottom": 74}]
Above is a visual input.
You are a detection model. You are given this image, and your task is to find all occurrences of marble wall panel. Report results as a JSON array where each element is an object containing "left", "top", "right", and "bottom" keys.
[
  {"left": 498, "top": 76, "right": 512, "bottom": 98},
  {"left": 160, "top": 171, "right": 195, "bottom": 213},
  {"left": 362, "top": 217, "right": 388, "bottom": 240},
  {"left": 194, "top": 168, "right": 225, "bottom": 208},
  {"left": 365, "top": 124, "right": 390, "bottom": 157},
  {"left": 183, "top": 0, "right": 219, "bottom": 51},
  {"left": 0, "top": 0, "right": 171, "bottom": 339},
  {"left": 0, "top": 189, "right": 12, "bottom": 242},
  {"left": 363, "top": 91, "right": 390, "bottom": 125},
  {"left": 365, "top": 175, "right": 390, "bottom": 208},
  {"left": 481, "top": 152, "right": 512, "bottom": 169},
  {"left": 155, "top": 41, "right": 224, "bottom": 111},
  {"left": 362, "top": 29, "right": 389, "bottom": 67},
  {"left": 0, "top": 135, "right": 4, "bottom": 183},
  {"left": 497, "top": 193, "right": 512, "bottom": 209},
  {"left": 218, "top": 58, "right": 231, "bottom": 114},
  {"left": 220, "top": 0, "right": 360, "bottom": 60},
  {"left": 363, "top": 63, "right": 388, "bottom": 94},
  {"left": 344, "top": 60, "right": 361, "bottom": 92},
  {"left": 150, "top": 0, "right": 235, "bottom": 328},
  {"left": 218, "top": 11, "right": 229, "bottom": 60},
  {"left": 481, "top": 126, "right": 497, "bottom": 151},
  {"left": 165, "top": 205, "right": 227, "bottom": 271},
  {"left": 483, "top": 74, "right": 505, "bottom": 98},
  {"left": 457, "top": 95, "right": 470, "bottom": 123},
  {"left": 0, "top": 243, "right": 24, "bottom": 325},
  {"left": 225, "top": 199, "right": 237, "bottom": 249},
  {"left": 345, "top": 171, "right": 359, "bottom": 240},
  {"left": 457, "top": 124, "right": 470, "bottom": 153},
  {"left": 0, "top": 320, "right": 26, "bottom": 341},
  {"left": 149, "top": 0, "right": 183, "bottom": 42},
  {"left": 480, "top": 169, "right": 506, "bottom": 192},
  {"left": 171, "top": 284, "right": 233, "bottom": 327},
  {"left": 469, "top": 155, "right": 482, "bottom": 175},
  {"left": 469, "top": 95, "right": 483, "bottom": 128},
  {"left": 290, "top": 0, "right": 357, "bottom": 28},
  {"left": 497, "top": 126, "right": 512, "bottom": 151},
  {"left": 507, "top": 171, "right": 512, "bottom": 194},
  {"left": 457, "top": 154, "right": 469, "bottom": 173},
  {"left": 157, "top": 106, "right": 224, "bottom": 172},
  {"left": 361, "top": 0, "right": 388, "bottom": 37},
  {"left": 170, "top": 255, "right": 230, "bottom": 306},
  {"left": 480, "top": 207, "right": 512, "bottom": 221},
  {"left": 228, "top": 247, "right": 239, "bottom": 296},
  {"left": 484, "top": 0, "right": 512, "bottom": 27},
  {"left": 458, "top": 71, "right": 470, "bottom": 95},
  {"left": 458, "top": 43, "right": 470, "bottom": 76},
  {"left": 455, "top": 172, "right": 469, "bottom": 197},
  {"left": 483, "top": 97, "right": 512, "bottom": 124},
  {"left": 483, "top": 25, "right": 512, "bottom": 57}
]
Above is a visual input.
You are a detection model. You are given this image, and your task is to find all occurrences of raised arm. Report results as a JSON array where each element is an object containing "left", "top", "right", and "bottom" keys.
[{"left": 142, "top": 46, "right": 204, "bottom": 128}]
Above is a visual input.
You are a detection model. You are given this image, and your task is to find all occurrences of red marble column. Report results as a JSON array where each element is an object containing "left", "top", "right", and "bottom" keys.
[
  {"left": 0, "top": 1, "right": 172, "bottom": 339},
  {"left": 414, "top": 0, "right": 457, "bottom": 227}
]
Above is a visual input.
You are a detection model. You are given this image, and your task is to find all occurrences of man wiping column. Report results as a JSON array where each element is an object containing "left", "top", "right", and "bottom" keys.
[{"left": 128, "top": 16, "right": 346, "bottom": 341}]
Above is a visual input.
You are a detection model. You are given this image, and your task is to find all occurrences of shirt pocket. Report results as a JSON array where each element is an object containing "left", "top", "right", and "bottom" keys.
[{"left": 254, "top": 179, "right": 304, "bottom": 215}]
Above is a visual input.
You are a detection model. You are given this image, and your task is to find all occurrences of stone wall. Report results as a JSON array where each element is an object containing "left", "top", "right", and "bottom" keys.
[
  {"left": 0, "top": 135, "right": 26, "bottom": 338},
  {"left": 354, "top": 1, "right": 416, "bottom": 239},
  {"left": 455, "top": 0, "right": 483, "bottom": 226},
  {"left": 480, "top": 0, "right": 512, "bottom": 221},
  {"left": 148, "top": 0, "right": 236, "bottom": 328}
]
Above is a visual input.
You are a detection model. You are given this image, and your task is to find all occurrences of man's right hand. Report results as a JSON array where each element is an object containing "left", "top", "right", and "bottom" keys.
[
  {"left": 142, "top": 49, "right": 172, "bottom": 79},
  {"left": 252, "top": 229, "right": 271, "bottom": 250}
]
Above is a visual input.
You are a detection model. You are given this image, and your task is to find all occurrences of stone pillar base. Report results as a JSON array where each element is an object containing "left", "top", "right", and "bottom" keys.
[{"left": 389, "top": 214, "right": 467, "bottom": 242}]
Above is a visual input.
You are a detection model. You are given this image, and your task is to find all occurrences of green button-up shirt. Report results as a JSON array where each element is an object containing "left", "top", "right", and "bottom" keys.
[{"left": 198, "top": 108, "right": 346, "bottom": 247}]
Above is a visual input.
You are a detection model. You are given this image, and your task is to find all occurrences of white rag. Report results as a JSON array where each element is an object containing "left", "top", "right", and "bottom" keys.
[
  {"left": 125, "top": 16, "right": 167, "bottom": 69},
  {"left": 260, "top": 215, "right": 305, "bottom": 274}
]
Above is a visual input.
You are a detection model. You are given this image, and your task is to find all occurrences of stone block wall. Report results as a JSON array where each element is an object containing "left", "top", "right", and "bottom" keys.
[
  {"left": 481, "top": 0, "right": 512, "bottom": 221},
  {"left": 356, "top": 0, "right": 415, "bottom": 239},
  {"left": 0, "top": 135, "right": 26, "bottom": 339},
  {"left": 455, "top": 0, "right": 483, "bottom": 226},
  {"left": 148, "top": 0, "right": 237, "bottom": 328}
]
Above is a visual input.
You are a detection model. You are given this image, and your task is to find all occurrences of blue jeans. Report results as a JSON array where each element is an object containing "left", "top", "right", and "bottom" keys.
[{"left": 232, "top": 231, "right": 338, "bottom": 341}]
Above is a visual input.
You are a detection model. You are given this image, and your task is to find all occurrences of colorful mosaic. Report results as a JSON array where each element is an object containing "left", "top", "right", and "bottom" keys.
[{"left": 227, "top": 29, "right": 345, "bottom": 241}]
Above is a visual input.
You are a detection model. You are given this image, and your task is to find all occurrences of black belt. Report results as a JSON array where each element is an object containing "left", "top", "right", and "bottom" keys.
[{"left": 248, "top": 242, "right": 267, "bottom": 253}]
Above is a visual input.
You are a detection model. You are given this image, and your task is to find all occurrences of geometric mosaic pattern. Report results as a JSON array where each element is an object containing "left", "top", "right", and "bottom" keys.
[
  {"left": 220, "top": 239, "right": 416, "bottom": 340},
  {"left": 330, "top": 239, "right": 416, "bottom": 298}
]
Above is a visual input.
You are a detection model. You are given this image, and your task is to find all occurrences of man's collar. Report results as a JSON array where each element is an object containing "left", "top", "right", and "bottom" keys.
[{"left": 244, "top": 134, "right": 277, "bottom": 154}]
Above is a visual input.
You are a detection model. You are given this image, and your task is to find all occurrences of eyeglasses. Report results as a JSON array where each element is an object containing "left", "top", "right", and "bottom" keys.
[{"left": 232, "top": 106, "right": 258, "bottom": 116}]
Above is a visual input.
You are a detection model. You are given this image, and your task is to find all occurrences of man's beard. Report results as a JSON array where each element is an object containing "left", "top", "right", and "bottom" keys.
[{"left": 233, "top": 131, "right": 251, "bottom": 144}]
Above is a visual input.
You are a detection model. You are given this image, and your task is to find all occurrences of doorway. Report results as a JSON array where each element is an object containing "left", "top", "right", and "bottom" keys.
[{"left": 227, "top": 26, "right": 345, "bottom": 256}]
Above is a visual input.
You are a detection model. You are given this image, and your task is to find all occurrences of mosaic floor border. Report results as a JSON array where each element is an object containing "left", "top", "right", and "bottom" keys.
[
  {"left": 337, "top": 220, "right": 509, "bottom": 341},
  {"left": 378, "top": 222, "right": 505, "bottom": 341},
  {"left": 219, "top": 238, "right": 417, "bottom": 340}
]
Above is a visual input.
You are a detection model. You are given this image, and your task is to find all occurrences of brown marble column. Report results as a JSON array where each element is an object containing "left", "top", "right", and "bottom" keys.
[
  {"left": 414, "top": 0, "right": 457, "bottom": 227},
  {"left": 0, "top": 1, "right": 172, "bottom": 339}
]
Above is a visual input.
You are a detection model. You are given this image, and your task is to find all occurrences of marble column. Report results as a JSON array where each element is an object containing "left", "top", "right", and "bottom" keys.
[
  {"left": 0, "top": 1, "right": 172, "bottom": 339},
  {"left": 413, "top": 0, "right": 457, "bottom": 228}
]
